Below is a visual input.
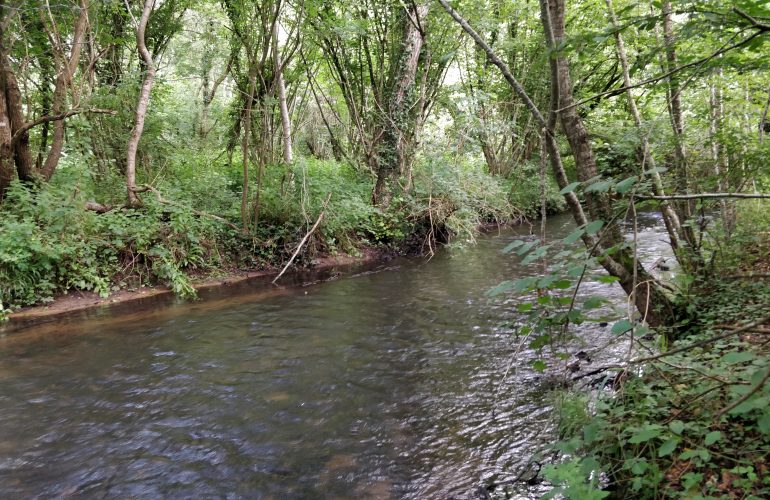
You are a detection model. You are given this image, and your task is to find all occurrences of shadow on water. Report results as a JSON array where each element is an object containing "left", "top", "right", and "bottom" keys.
[{"left": 0, "top": 213, "right": 673, "bottom": 498}]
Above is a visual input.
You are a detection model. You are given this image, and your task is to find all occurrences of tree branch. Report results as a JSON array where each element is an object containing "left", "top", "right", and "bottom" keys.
[
  {"left": 638, "top": 192, "right": 770, "bottom": 201},
  {"left": 11, "top": 108, "right": 116, "bottom": 146},
  {"left": 558, "top": 22, "right": 770, "bottom": 112}
]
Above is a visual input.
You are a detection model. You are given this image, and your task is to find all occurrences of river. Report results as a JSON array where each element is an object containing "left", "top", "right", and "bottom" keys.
[{"left": 0, "top": 213, "right": 672, "bottom": 499}]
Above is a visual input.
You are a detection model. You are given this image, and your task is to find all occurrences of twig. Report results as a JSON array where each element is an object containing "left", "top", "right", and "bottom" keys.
[
  {"left": 715, "top": 363, "right": 770, "bottom": 419},
  {"left": 574, "top": 316, "right": 770, "bottom": 380},
  {"left": 272, "top": 192, "right": 332, "bottom": 284}
]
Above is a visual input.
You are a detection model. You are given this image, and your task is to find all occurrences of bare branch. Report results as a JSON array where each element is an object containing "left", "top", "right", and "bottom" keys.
[
  {"left": 638, "top": 192, "right": 770, "bottom": 201},
  {"left": 11, "top": 108, "right": 116, "bottom": 146}
]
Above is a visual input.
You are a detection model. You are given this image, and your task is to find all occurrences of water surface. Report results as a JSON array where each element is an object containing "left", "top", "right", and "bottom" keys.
[{"left": 0, "top": 213, "right": 671, "bottom": 498}]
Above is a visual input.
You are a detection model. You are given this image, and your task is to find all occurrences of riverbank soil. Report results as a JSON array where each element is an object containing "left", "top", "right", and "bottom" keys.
[{"left": 2, "top": 246, "right": 391, "bottom": 333}]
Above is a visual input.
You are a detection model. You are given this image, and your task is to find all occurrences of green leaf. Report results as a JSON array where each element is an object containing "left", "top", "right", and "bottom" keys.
[
  {"left": 628, "top": 424, "right": 662, "bottom": 444},
  {"left": 501, "top": 239, "right": 525, "bottom": 254},
  {"left": 516, "top": 302, "right": 534, "bottom": 313},
  {"left": 611, "top": 319, "right": 634, "bottom": 335},
  {"left": 597, "top": 275, "right": 620, "bottom": 284},
  {"left": 516, "top": 240, "right": 538, "bottom": 256},
  {"left": 559, "top": 181, "right": 580, "bottom": 194},
  {"left": 486, "top": 280, "right": 515, "bottom": 297},
  {"left": 758, "top": 413, "right": 770, "bottom": 434},
  {"left": 585, "top": 220, "right": 604, "bottom": 235},
  {"left": 553, "top": 279, "right": 572, "bottom": 290},
  {"left": 584, "top": 180, "right": 613, "bottom": 193},
  {"left": 721, "top": 351, "right": 755, "bottom": 364},
  {"left": 584, "top": 421, "right": 603, "bottom": 444},
  {"left": 531, "top": 359, "right": 547, "bottom": 372},
  {"left": 563, "top": 228, "right": 584, "bottom": 244},
  {"left": 584, "top": 296, "right": 604, "bottom": 309},
  {"left": 704, "top": 431, "right": 722, "bottom": 446},
  {"left": 614, "top": 176, "right": 638, "bottom": 194},
  {"left": 658, "top": 438, "right": 679, "bottom": 457}
]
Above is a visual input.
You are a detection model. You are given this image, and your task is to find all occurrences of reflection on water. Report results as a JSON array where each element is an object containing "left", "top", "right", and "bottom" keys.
[{"left": 0, "top": 213, "right": 671, "bottom": 498}]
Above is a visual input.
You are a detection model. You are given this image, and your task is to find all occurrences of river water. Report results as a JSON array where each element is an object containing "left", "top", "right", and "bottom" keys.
[{"left": 0, "top": 213, "right": 672, "bottom": 499}]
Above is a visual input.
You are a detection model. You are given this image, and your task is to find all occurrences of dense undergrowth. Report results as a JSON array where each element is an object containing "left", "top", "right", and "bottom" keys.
[
  {"left": 540, "top": 205, "right": 770, "bottom": 499},
  {"left": 0, "top": 154, "right": 529, "bottom": 318}
]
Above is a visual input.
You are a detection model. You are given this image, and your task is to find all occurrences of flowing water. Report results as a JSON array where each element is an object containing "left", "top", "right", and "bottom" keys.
[{"left": 0, "top": 213, "right": 672, "bottom": 499}]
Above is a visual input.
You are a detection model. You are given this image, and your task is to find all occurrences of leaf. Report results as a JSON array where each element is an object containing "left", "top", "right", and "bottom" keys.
[
  {"left": 628, "top": 425, "right": 662, "bottom": 444},
  {"left": 585, "top": 220, "right": 604, "bottom": 235},
  {"left": 597, "top": 275, "right": 620, "bottom": 284},
  {"left": 615, "top": 176, "right": 638, "bottom": 194},
  {"left": 563, "top": 228, "right": 584, "bottom": 244},
  {"left": 516, "top": 240, "right": 538, "bottom": 256},
  {"left": 559, "top": 181, "right": 580, "bottom": 194},
  {"left": 658, "top": 438, "right": 679, "bottom": 457},
  {"left": 721, "top": 351, "right": 755, "bottom": 364},
  {"left": 553, "top": 279, "right": 572, "bottom": 290},
  {"left": 704, "top": 431, "right": 722, "bottom": 446},
  {"left": 758, "top": 413, "right": 770, "bottom": 434},
  {"left": 501, "top": 239, "right": 525, "bottom": 254},
  {"left": 585, "top": 180, "right": 613, "bottom": 193},
  {"left": 584, "top": 421, "right": 603, "bottom": 444},
  {"left": 584, "top": 296, "right": 604, "bottom": 309},
  {"left": 531, "top": 359, "right": 547, "bottom": 372},
  {"left": 513, "top": 277, "right": 539, "bottom": 293},
  {"left": 611, "top": 319, "right": 634, "bottom": 335},
  {"left": 516, "top": 302, "right": 534, "bottom": 313},
  {"left": 486, "top": 281, "right": 515, "bottom": 297}
]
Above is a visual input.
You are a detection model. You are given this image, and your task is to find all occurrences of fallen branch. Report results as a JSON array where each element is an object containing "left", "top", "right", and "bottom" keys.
[
  {"left": 272, "top": 192, "right": 332, "bottom": 284},
  {"left": 135, "top": 184, "right": 240, "bottom": 231},
  {"left": 637, "top": 192, "right": 770, "bottom": 201},
  {"left": 84, "top": 201, "right": 114, "bottom": 213}
]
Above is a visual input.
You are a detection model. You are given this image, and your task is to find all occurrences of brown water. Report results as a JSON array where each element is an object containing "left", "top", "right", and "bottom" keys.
[{"left": 0, "top": 213, "right": 671, "bottom": 499}]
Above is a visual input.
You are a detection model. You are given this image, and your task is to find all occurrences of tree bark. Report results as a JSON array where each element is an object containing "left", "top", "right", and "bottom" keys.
[
  {"left": 0, "top": 36, "right": 35, "bottom": 185},
  {"left": 661, "top": 0, "right": 695, "bottom": 243},
  {"left": 41, "top": 0, "right": 89, "bottom": 181},
  {"left": 605, "top": 0, "right": 682, "bottom": 252},
  {"left": 272, "top": 21, "right": 292, "bottom": 164},
  {"left": 539, "top": 0, "right": 680, "bottom": 328},
  {"left": 241, "top": 69, "right": 256, "bottom": 232},
  {"left": 125, "top": 0, "right": 157, "bottom": 208},
  {"left": 0, "top": 67, "right": 12, "bottom": 199},
  {"left": 373, "top": 2, "right": 428, "bottom": 206}
]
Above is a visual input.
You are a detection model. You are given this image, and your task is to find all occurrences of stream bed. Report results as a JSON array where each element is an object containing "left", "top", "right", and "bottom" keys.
[{"left": 0, "top": 213, "right": 672, "bottom": 499}]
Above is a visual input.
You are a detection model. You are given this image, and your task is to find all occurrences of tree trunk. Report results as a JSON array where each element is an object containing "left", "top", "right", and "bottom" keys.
[
  {"left": 241, "top": 70, "right": 256, "bottom": 232},
  {"left": 272, "top": 22, "right": 292, "bottom": 165},
  {"left": 439, "top": 0, "right": 682, "bottom": 327},
  {"left": 373, "top": 2, "right": 428, "bottom": 206},
  {"left": 540, "top": 0, "right": 680, "bottom": 328},
  {"left": 605, "top": 0, "right": 682, "bottom": 252},
  {"left": 0, "top": 49, "right": 34, "bottom": 183},
  {"left": 41, "top": 0, "right": 89, "bottom": 181},
  {"left": 661, "top": 0, "right": 696, "bottom": 246},
  {"left": 0, "top": 68, "right": 12, "bottom": 200},
  {"left": 126, "top": 0, "right": 157, "bottom": 208}
]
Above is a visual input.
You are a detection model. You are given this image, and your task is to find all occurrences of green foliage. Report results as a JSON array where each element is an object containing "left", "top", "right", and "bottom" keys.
[
  {"left": 0, "top": 178, "right": 224, "bottom": 317},
  {"left": 547, "top": 278, "right": 770, "bottom": 498}
]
